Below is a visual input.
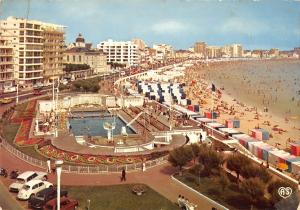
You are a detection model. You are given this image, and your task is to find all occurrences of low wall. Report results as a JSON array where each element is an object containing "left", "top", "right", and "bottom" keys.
[{"left": 39, "top": 94, "right": 144, "bottom": 112}]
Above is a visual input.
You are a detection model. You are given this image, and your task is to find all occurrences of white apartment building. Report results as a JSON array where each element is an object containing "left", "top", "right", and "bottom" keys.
[
  {"left": 0, "top": 38, "right": 14, "bottom": 91},
  {"left": 0, "top": 16, "right": 65, "bottom": 88},
  {"left": 222, "top": 44, "right": 243, "bottom": 58},
  {"left": 97, "top": 39, "right": 139, "bottom": 67},
  {"left": 153, "top": 44, "right": 174, "bottom": 61}
]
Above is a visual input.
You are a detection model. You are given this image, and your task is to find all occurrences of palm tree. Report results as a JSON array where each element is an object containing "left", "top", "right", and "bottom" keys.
[{"left": 241, "top": 178, "right": 265, "bottom": 210}]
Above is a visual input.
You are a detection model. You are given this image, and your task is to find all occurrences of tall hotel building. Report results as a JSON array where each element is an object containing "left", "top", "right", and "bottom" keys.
[
  {"left": 0, "top": 38, "right": 14, "bottom": 90},
  {"left": 0, "top": 17, "right": 65, "bottom": 88},
  {"left": 97, "top": 39, "right": 139, "bottom": 67}
]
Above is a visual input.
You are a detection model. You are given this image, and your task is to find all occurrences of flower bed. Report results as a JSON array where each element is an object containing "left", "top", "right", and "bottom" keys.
[
  {"left": 12, "top": 100, "right": 36, "bottom": 123},
  {"left": 38, "top": 144, "right": 167, "bottom": 165},
  {"left": 132, "top": 184, "right": 147, "bottom": 196}
]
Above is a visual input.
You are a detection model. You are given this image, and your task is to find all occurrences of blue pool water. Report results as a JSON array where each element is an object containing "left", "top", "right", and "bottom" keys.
[{"left": 68, "top": 112, "right": 135, "bottom": 136}]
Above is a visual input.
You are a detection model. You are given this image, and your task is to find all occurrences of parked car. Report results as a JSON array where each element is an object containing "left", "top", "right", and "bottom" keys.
[
  {"left": 44, "top": 197, "right": 79, "bottom": 210},
  {"left": 0, "top": 97, "right": 13, "bottom": 104},
  {"left": 17, "top": 180, "right": 53, "bottom": 201},
  {"left": 28, "top": 187, "right": 68, "bottom": 209},
  {"left": 10, "top": 170, "right": 21, "bottom": 179},
  {"left": 9, "top": 171, "right": 48, "bottom": 192},
  {"left": 0, "top": 167, "right": 8, "bottom": 178},
  {"left": 3, "top": 86, "right": 17, "bottom": 93}
]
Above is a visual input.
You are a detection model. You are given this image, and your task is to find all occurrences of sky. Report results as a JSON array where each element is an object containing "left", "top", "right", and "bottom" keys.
[{"left": 1, "top": 0, "right": 300, "bottom": 50}]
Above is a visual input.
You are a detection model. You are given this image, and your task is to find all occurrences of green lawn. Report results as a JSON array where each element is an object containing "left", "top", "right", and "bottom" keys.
[
  {"left": 64, "top": 184, "right": 180, "bottom": 210},
  {"left": 174, "top": 172, "right": 270, "bottom": 210}
]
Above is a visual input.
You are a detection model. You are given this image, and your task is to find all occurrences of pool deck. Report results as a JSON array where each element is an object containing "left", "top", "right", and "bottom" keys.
[{"left": 51, "top": 131, "right": 186, "bottom": 156}]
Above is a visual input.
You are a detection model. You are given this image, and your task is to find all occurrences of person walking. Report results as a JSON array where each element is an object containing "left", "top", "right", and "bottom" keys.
[
  {"left": 121, "top": 168, "right": 126, "bottom": 181},
  {"left": 46, "top": 158, "right": 51, "bottom": 173}
]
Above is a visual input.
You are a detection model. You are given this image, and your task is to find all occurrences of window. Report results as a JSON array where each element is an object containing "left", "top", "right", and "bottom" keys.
[
  {"left": 73, "top": 56, "right": 75, "bottom": 62},
  {"left": 32, "top": 184, "right": 38, "bottom": 190}
]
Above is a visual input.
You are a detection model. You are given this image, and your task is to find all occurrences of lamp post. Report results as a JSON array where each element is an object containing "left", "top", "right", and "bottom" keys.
[{"left": 55, "top": 160, "right": 63, "bottom": 210}]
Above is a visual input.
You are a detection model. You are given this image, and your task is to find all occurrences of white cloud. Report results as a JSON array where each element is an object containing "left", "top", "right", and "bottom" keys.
[
  {"left": 151, "top": 20, "right": 188, "bottom": 34},
  {"left": 220, "top": 18, "right": 269, "bottom": 36}
]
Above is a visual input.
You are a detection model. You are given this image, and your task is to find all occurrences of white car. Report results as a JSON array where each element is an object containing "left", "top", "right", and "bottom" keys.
[
  {"left": 17, "top": 180, "right": 53, "bottom": 200},
  {"left": 9, "top": 171, "right": 48, "bottom": 193}
]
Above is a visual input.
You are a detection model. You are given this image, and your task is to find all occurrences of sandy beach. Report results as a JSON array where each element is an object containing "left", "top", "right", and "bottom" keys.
[{"left": 181, "top": 59, "right": 300, "bottom": 150}]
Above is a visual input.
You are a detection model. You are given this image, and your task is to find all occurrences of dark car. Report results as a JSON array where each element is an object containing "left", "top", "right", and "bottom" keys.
[
  {"left": 28, "top": 187, "right": 68, "bottom": 209},
  {"left": 44, "top": 197, "right": 78, "bottom": 210}
]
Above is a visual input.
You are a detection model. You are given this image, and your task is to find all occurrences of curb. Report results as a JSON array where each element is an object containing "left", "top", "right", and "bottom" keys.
[{"left": 171, "top": 174, "right": 229, "bottom": 210}]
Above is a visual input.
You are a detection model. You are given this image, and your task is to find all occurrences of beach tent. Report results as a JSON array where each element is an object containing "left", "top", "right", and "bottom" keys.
[
  {"left": 250, "top": 128, "right": 269, "bottom": 140},
  {"left": 218, "top": 128, "right": 243, "bottom": 137},
  {"left": 290, "top": 142, "right": 300, "bottom": 156},
  {"left": 196, "top": 118, "right": 214, "bottom": 124},
  {"left": 281, "top": 156, "right": 300, "bottom": 173},
  {"left": 204, "top": 111, "right": 217, "bottom": 119},
  {"left": 291, "top": 161, "right": 300, "bottom": 174},
  {"left": 268, "top": 150, "right": 290, "bottom": 166},
  {"left": 207, "top": 122, "right": 226, "bottom": 129},
  {"left": 225, "top": 119, "right": 240, "bottom": 128},
  {"left": 232, "top": 134, "right": 260, "bottom": 149}
]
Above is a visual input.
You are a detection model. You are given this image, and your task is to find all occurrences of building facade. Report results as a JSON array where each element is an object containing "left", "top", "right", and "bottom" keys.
[
  {"left": 0, "top": 16, "right": 65, "bottom": 88},
  {"left": 222, "top": 44, "right": 243, "bottom": 58},
  {"left": 194, "top": 41, "right": 207, "bottom": 58},
  {"left": 97, "top": 39, "right": 139, "bottom": 66},
  {"left": 0, "top": 38, "right": 14, "bottom": 91},
  {"left": 206, "top": 46, "right": 222, "bottom": 58},
  {"left": 42, "top": 24, "right": 65, "bottom": 84},
  {"left": 152, "top": 44, "right": 174, "bottom": 62},
  {"left": 64, "top": 34, "right": 110, "bottom": 74}
]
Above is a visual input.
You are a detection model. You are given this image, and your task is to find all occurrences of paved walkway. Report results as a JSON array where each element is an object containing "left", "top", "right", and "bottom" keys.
[
  {"left": 0, "top": 146, "right": 221, "bottom": 210},
  {"left": 0, "top": 180, "right": 24, "bottom": 210}
]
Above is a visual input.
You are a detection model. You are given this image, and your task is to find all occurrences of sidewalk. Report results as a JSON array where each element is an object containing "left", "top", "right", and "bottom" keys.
[{"left": 0, "top": 180, "right": 24, "bottom": 210}]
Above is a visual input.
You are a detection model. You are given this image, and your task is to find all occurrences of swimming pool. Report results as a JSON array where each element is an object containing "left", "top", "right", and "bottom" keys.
[{"left": 68, "top": 112, "right": 135, "bottom": 137}]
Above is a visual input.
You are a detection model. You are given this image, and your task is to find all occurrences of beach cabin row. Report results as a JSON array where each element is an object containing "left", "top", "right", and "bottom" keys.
[
  {"left": 231, "top": 133, "right": 300, "bottom": 174},
  {"left": 250, "top": 128, "right": 269, "bottom": 140}
]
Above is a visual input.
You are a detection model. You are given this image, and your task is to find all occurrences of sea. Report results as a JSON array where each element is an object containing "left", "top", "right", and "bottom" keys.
[{"left": 204, "top": 59, "right": 300, "bottom": 122}]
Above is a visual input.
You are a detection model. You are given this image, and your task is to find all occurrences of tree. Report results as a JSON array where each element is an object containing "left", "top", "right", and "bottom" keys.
[
  {"left": 168, "top": 147, "right": 190, "bottom": 173},
  {"left": 190, "top": 143, "right": 200, "bottom": 164},
  {"left": 256, "top": 166, "right": 272, "bottom": 183},
  {"left": 226, "top": 153, "right": 251, "bottom": 183},
  {"left": 184, "top": 144, "right": 200, "bottom": 165},
  {"left": 241, "top": 177, "right": 265, "bottom": 210},
  {"left": 240, "top": 164, "right": 257, "bottom": 179},
  {"left": 219, "top": 172, "right": 230, "bottom": 191},
  {"left": 198, "top": 147, "right": 224, "bottom": 176}
]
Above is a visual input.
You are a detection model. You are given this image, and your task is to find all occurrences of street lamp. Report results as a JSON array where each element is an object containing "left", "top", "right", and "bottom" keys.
[{"left": 55, "top": 160, "right": 63, "bottom": 210}]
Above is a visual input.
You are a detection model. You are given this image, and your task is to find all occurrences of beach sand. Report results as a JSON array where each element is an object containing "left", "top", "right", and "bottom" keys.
[{"left": 181, "top": 59, "right": 300, "bottom": 150}]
